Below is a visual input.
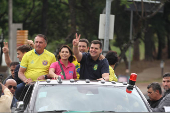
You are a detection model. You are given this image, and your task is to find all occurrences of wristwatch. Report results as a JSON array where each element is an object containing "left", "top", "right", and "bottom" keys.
[{"left": 43, "top": 75, "right": 48, "bottom": 79}]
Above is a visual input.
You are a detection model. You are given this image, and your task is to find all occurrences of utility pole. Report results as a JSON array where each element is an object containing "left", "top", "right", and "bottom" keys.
[
  {"left": 8, "top": 0, "right": 14, "bottom": 61},
  {"left": 103, "top": 0, "right": 112, "bottom": 56},
  {"left": 8, "top": 0, "right": 22, "bottom": 62}
]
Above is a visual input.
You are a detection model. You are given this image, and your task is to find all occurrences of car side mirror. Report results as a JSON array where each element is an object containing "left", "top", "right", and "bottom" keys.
[{"left": 15, "top": 101, "right": 24, "bottom": 112}]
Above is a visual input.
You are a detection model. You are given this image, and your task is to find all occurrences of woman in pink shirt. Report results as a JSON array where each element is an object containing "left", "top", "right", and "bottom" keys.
[{"left": 49, "top": 45, "right": 77, "bottom": 79}]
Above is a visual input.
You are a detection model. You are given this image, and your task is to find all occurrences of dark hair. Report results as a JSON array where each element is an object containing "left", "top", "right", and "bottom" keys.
[
  {"left": 79, "top": 39, "right": 89, "bottom": 47},
  {"left": 10, "top": 62, "right": 19, "bottom": 67},
  {"left": 105, "top": 51, "right": 118, "bottom": 65},
  {"left": 57, "top": 45, "right": 75, "bottom": 63},
  {"left": 163, "top": 73, "right": 170, "bottom": 78},
  {"left": 17, "top": 45, "right": 31, "bottom": 53},
  {"left": 91, "top": 40, "right": 102, "bottom": 49},
  {"left": 147, "top": 82, "right": 162, "bottom": 94},
  {"left": 36, "top": 34, "right": 48, "bottom": 43}
]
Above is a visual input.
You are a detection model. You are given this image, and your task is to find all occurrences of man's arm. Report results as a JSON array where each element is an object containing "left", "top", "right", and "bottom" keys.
[
  {"left": 102, "top": 73, "right": 109, "bottom": 81},
  {"left": 0, "top": 82, "right": 13, "bottom": 100},
  {"left": 97, "top": 73, "right": 109, "bottom": 81},
  {"left": 0, "top": 82, "right": 6, "bottom": 91},
  {"left": 73, "top": 46, "right": 82, "bottom": 62},
  {"left": 97, "top": 59, "right": 110, "bottom": 81},
  {"left": 18, "top": 67, "right": 32, "bottom": 84},
  {"left": 72, "top": 33, "right": 83, "bottom": 62},
  {"left": 152, "top": 94, "right": 170, "bottom": 112},
  {"left": 2, "top": 42, "right": 12, "bottom": 67}
]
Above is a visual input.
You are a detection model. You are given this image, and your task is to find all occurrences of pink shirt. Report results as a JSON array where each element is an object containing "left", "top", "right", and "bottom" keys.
[{"left": 49, "top": 60, "right": 77, "bottom": 79}]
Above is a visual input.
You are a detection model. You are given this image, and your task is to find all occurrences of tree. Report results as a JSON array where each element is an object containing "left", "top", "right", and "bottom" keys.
[
  {"left": 163, "top": 2, "right": 170, "bottom": 59},
  {"left": 41, "top": 0, "right": 48, "bottom": 35}
]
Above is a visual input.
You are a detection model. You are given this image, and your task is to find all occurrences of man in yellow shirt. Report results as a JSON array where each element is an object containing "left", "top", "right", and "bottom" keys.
[
  {"left": 0, "top": 82, "right": 13, "bottom": 112},
  {"left": 19, "top": 34, "right": 56, "bottom": 83}
]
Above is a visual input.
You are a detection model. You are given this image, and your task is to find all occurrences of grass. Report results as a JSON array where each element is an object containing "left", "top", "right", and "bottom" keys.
[{"left": 136, "top": 77, "right": 162, "bottom": 83}]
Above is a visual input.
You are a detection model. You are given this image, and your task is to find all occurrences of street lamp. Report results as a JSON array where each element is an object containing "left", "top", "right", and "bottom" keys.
[{"left": 160, "top": 60, "right": 165, "bottom": 77}]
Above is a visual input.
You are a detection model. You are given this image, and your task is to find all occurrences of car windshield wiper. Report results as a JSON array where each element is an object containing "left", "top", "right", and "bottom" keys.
[
  {"left": 38, "top": 110, "right": 68, "bottom": 112},
  {"left": 101, "top": 111, "right": 115, "bottom": 112},
  {"left": 38, "top": 110, "right": 115, "bottom": 113}
]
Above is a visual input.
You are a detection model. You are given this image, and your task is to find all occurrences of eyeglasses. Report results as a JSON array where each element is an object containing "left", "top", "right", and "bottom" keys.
[
  {"left": 10, "top": 69, "right": 15, "bottom": 72},
  {"left": 8, "top": 85, "right": 17, "bottom": 90}
]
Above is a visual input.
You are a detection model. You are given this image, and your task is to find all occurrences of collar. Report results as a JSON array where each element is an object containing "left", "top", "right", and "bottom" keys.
[
  {"left": 59, "top": 59, "right": 72, "bottom": 67},
  {"left": 34, "top": 49, "right": 44, "bottom": 55}
]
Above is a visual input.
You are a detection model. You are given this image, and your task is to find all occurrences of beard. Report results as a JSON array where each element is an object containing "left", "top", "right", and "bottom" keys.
[{"left": 164, "top": 86, "right": 170, "bottom": 91}]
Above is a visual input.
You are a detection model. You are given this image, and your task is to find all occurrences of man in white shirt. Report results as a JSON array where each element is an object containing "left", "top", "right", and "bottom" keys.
[{"left": 0, "top": 82, "right": 13, "bottom": 112}]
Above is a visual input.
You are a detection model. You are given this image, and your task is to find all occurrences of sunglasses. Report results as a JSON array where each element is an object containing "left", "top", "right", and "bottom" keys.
[{"left": 8, "top": 85, "right": 17, "bottom": 90}]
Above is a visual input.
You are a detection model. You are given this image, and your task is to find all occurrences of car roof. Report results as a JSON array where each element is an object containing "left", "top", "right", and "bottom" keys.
[{"left": 36, "top": 79, "right": 130, "bottom": 87}]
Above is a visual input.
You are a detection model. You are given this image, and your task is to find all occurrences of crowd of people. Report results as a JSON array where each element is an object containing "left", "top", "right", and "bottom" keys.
[
  {"left": 0, "top": 33, "right": 170, "bottom": 112},
  {"left": 147, "top": 73, "right": 170, "bottom": 112}
]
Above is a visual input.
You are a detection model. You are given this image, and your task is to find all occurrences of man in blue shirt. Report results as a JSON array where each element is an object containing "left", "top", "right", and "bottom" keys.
[
  {"left": 3, "top": 62, "right": 19, "bottom": 84},
  {"left": 4, "top": 79, "right": 18, "bottom": 108},
  {"left": 73, "top": 33, "right": 109, "bottom": 81}
]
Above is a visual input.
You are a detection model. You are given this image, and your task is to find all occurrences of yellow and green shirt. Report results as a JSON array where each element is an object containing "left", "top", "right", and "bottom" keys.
[
  {"left": 20, "top": 49, "right": 56, "bottom": 81},
  {"left": 109, "top": 66, "right": 118, "bottom": 82},
  {"left": 72, "top": 58, "right": 80, "bottom": 79}
]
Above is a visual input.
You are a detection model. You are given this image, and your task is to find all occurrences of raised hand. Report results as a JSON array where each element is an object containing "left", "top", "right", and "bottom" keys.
[
  {"left": 2, "top": 42, "right": 9, "bottom": 54},
  {"left": 72, "top": 33, "right": 81, "bottom": 46},
  {"left": 27, "top": 40, "right": 34, "bottom": 48}
]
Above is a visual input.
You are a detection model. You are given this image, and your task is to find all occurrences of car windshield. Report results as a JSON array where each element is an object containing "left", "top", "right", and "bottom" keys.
[{"left": 34, "top": 84, "right": 148, "bottom": 112}]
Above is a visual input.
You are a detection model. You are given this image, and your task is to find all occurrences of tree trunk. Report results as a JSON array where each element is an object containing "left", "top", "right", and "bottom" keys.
[
  {"left": 123, "top": 55, "right": 128, "bottom": 70},
  {"left": 133, "top": 32, "right": 140, "bottom": 61},
  {"left": 41, "top": 0, "right": 48, "bottom": 35},
  {"left": 65, "top": 0, "right": 76, "bottom": 44},
  {"left": 168, "top": 34, "right": 170, "bottom": 59},
  {"left": 156, "top": 31, "right": 163, "bottom": 60},
  {"left": 144, "top": 27, "right": 154, "bottom": 61},
  {"left": 115, "top": 48, "right": 128, "bottom": 70}
]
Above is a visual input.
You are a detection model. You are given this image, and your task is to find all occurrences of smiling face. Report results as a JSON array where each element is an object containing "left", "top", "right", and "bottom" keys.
[
  {"left": 89, "top": 43, "right": 102, "bottom": 60},
  {"left": 17, "top": 50, "right": 26, "bottom": 62},
  {"left": 34, "top": 36, "right": 47, "bottom": 54},
  {"left": 78, "top": 42, "right": 89, "bottom": 53},
  {"left": 59, "top": 47, "right": 71, "bottom": 60}
]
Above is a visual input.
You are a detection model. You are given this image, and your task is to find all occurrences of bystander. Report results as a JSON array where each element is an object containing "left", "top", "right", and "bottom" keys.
[
  {"left": 147, "top": 82, "right": 163, "bottom": 108},
  {"left": 0, "top": 82, "right": 13, "bottom": 112},
  {"left": 152, "top": 73, "right": 170, "bottom": 112}
]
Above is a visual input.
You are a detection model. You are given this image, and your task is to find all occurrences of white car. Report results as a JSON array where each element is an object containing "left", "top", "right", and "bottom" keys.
[{"left": 14, "top": 74, "right": 152, "bottom": 112}]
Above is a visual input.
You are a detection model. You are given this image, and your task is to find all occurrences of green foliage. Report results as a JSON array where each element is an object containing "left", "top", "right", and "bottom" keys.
[
  {"left": 0, "top": 0, "right": 169, "bottom": 60},
  {"left": 46, "top": 39, "right": 65, "bottom": 53},
  {"left": 0, "top": 0, "right": 7, "bottom": 13},
  {"left": 0, "top": 28, "right": 2, "bottom": 35},
  {"left": 120, "top": 0, "right": 132, "bottom": 8}
]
